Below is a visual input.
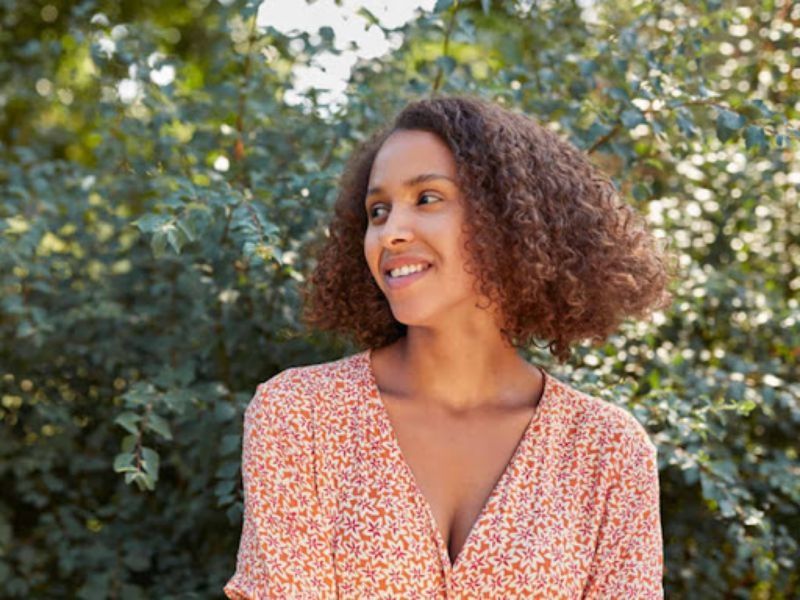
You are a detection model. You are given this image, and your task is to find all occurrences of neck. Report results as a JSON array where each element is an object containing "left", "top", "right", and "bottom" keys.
[{"left": 387, "top": 331, "right": 542, "bottom": 414}]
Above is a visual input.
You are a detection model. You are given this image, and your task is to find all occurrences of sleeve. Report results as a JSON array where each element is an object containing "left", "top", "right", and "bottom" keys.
[
  {"left": 581, "top": 418, "right": 664, "bottom": 599},
  {"left": 224, "top": 369, "right": 337, "bottom": 600}
]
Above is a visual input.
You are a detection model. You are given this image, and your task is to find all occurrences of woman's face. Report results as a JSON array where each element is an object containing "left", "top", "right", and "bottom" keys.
[{"left": 363, "top": 129, "right": 488, "bottom": 327}]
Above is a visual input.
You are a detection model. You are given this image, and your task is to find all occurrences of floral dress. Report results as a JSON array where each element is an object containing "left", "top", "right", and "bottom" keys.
[{"left": 224, "top": 349, "right": 664, "bottom": 599}]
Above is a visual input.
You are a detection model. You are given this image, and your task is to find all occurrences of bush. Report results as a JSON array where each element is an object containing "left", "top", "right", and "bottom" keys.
[{"left": 1, "top": 0, "right": 797, "bottom": 597}]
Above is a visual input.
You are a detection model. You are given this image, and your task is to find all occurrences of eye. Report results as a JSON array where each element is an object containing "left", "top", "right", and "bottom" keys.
[
  {"left": 367, "top": 193, "right": 442, "bottom": 221},
  {"left": 418, "top": 193, "right": 442, "bottom": 205},
  {"left": 368, "top": 205, "right": 387, "bottom": 220}
]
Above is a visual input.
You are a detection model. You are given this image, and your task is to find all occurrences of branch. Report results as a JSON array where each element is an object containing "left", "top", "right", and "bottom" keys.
[{"left": 431, "top": 0, "right": 460, "bottom": 94}]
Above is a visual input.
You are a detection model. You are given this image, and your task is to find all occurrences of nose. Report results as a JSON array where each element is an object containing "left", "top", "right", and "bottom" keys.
[{"left": 378, "top": 204, "right": 415, "bottom": 247}]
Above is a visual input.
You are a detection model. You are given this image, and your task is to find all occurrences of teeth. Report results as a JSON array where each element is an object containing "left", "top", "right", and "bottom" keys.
[{"left": 388, "top": 263, "right": 429, "bottom": 278}]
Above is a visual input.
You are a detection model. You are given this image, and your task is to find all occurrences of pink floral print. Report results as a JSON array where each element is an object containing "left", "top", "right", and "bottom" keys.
[{"left": 224, "top": 349, "right": 664, "bottom": 599}]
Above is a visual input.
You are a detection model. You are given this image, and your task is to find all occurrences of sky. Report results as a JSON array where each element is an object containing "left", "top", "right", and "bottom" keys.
[
  {"left": 255, "top": 0, "right": 436, "bottom": 111},
  {"left": 254, "top": 0, "right": 599, "bottom": 113}
]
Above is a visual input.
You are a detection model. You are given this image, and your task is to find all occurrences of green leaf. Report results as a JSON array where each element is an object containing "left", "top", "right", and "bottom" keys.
[
  {"left": 621, "top": 109, "right": 646, "bottom": 129},
  {"left": 743, "top": 126, "right": 766, "bottom": 151},
  {"left": 215, "top": 460, "right": 240, "bottom": 479},
  {"left": 176, "top": 217, "right": 197, "bottom": 242},
  {"left": 632, "top": 182, "right": 650, "bottom": 201},
  {"left": 145, "top": 413, "right": 172, "bottom": 441},
  {"left": 132, "top": 213, "right": 170, "bottom": 234},
  {"left": 166, "top": 223, "right": 189, "bottom": 254},
  {"left": 220, "top": 434, "right": 241, "bottom": 455},
  {"left": 619, "top": 28, "right": 637, "bottom": 52},
  {"left": 356, "top": 8, "right": 380, "bottom": 28},
  {"left": 214, "top": 478, "right": 236, "bottom": 496},
  {"left": 141, "top": 447, "right": 159, "bottom": 481},
  {"left": 676, "top": 112, "right": 697, "bottom": 138},
  {"left": 114, "top": 412, "right": 141, "bottom": 435},
  {"left": 718, "top": 109, "right": 746, "bottom": 130},
  {"left": 607, "top": 86, "right": 629, "bottom": 102},
  {"left": 121, "top": 435, "right": 137, "bottom": 453},
  {"left": 434, "top": 0, "right": 455, "bottom": 12},
  {"left": 113, "top": 452, "right": 137, "bottom": 473},
  {"left": 715, "top": 109, "right": 746, "bottom": 142},
  {"left": 435, "top": 55, "right": 456, "bottom": 75},
  {"left": 226, "top": 503, "right": 243, "bottom": 525},
  {"left": 736, "top": 398, "right": 757, "bottom": 416},
  {"left": 150, "top": 230, "right": 168, "bottom": 258},
  {"left": 749, "top": 98, "right": 774, "bottom": 118}
]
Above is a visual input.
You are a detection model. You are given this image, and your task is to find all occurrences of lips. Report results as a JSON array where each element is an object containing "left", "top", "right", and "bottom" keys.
[
  {"left": 381, "top": 255, "right": 434, "bottom": 274},
  {"left": 384, "top": 263, "right": 433, "bottom": 291},
  {"left": 383, "top": 261, "right": 432, "bottom": 276}
]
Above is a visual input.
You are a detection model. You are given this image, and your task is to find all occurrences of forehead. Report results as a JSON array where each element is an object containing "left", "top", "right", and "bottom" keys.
[{"left": 369, "top": 129, "right": 457, "bottom": 184}]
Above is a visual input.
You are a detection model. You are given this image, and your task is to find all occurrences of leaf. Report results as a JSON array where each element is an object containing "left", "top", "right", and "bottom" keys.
[
  {"left": 130, "top": 471, "right": 155, "bottom": 492},
  {"left": 214, "top": 478, "right": 236, "bottom": 496},
  {"left": 132, "top": 213, "right": 171, "bottom": 234},
  {"left": 226, "top": 503, "right": 243, "bottom": 525},
  {"left": 715, "top": 109, "right": 746, "bottom": 142},
  {"left": 150, "top": 230, "right": 168, "bottom": 258},
  {"left": 749, "top": 98, "right": 774, "bottom": 118},
  {"left": 220, "top": 434, "right": 241, "bottom": 455},
  {"left": 606, "top": 86, "right": 629, "bottom": 102},
  {"left": 632, "top": 183, "right": 650, "bottom": 201},
  {"left": 121, "top": 435, "right": 137, "bottom": 453},
  {"left": 435, "top": 55, "right": 456, "bottom": 75},
  {"left": 176, "top": 217, "right": 197, "bottom": 242},
  {"left": 676, "top": 112, "right": 697, "bottom": 138},
  {"left": 621, "top": 109, "right": 646, "bottom": 129},
  {"left": 166, "top": 223, "right": 189, "bottom": 254},
  {"left": 141, "top": 447, "right": 159, "bottom": 482},
  {"left": 356, "top": 8, "right": 380, "bottom": 28},
  {"left": 619, "top": 28, "right": 637, "bottom": 52},
  {"left": 213, "top": 401, "right": 237, "bottom": 423},
  {"left": 736, "top": 398, "right": 757, "bottom": 416},
  {"left": 579, "top": 59, "right": 598, "bottom": 77},
  {"left": 145, "top": 413, "right": 172, "bottom": 440},
  {"left": 718, "top": 109, "right": 746, "bottom": 130},
  {"left": 434, "top": 0, "right": 455, "bottom": 12},
  {"left": 215, "top": 460, "right": 240, "bottom": 479},
  {"left": 114, "top": 412, "right": 141, "bottom": 435},
  {"left": 113, "top": 452, "right": 137, "bottom": 473}
]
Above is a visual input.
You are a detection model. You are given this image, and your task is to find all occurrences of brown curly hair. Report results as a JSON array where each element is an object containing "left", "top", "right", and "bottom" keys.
[{"left": 301, "top": 94, "right": 677, "bottom": 363}]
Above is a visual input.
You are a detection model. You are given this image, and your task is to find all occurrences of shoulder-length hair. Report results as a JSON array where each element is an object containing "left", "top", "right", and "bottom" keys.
[{"left": 301, "top": 94, "right": 677, "bottom": 363}]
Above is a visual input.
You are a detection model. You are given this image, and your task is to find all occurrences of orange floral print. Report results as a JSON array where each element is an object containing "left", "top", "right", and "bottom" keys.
[{"left": 224, "top": 349, "right": 664, "bottom": 599}]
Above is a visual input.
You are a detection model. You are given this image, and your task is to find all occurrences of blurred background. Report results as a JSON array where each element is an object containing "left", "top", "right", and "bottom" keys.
[{"left": 1, "top": 0, "right": 798, "bottom": 597}]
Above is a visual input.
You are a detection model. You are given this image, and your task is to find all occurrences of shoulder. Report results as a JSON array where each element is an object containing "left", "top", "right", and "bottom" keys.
[
  {"left": 246, "top": 351, "right": 365, "bottom": 422},
  {"left": 547, "top": 374, "right": 658, "bottom": 468}
]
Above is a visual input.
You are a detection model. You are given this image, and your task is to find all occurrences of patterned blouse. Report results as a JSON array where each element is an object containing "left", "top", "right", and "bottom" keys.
[{"left": 224, "top": 349, "right": 664, "bottom": 599}]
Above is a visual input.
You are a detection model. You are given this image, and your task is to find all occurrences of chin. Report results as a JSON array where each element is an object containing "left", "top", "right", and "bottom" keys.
[{"left": 388, "top": 304, "right": 439, "bottom": 328}]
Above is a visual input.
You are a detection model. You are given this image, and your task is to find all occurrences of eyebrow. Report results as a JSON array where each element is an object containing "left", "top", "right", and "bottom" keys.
[{"left": 366, "top": 173, "right": 457, "bottom": 200}]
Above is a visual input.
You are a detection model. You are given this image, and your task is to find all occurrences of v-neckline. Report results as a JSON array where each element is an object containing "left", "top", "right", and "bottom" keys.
[{"left": 360, "top": 347, "right": 553, "bottom": 574}]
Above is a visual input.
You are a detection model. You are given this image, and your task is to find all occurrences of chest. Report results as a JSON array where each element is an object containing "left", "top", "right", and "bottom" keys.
[{"left": 380, "top": 395, "right": 535, "bottom": 566}]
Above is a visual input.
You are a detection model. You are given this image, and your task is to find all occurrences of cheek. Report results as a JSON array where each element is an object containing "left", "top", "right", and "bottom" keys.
[
  {"left": 363, "top": 233, "right": 380, "bottom": 274},
  {"left": 449, "top": 234, "right": 481, "bottom": 287}
]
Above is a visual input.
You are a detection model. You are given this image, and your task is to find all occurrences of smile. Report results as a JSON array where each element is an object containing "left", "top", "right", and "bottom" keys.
[{"left": 384, "top": 264, "right": 433, "bottom": 290}]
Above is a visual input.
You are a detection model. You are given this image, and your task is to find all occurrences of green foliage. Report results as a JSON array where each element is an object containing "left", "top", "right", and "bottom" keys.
[{"left": 1, "top": 0, "right": 798, "bottom": 597}]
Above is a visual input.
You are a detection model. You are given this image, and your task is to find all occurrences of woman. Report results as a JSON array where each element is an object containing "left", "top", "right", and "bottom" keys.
[{"left": 224, "top": 95, "right": 675, "bottom": 599}]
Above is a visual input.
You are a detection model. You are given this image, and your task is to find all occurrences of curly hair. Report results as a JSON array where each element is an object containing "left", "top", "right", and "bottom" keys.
[{"left": 300, "top": 94, "right": 677, "bottom": 363}]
